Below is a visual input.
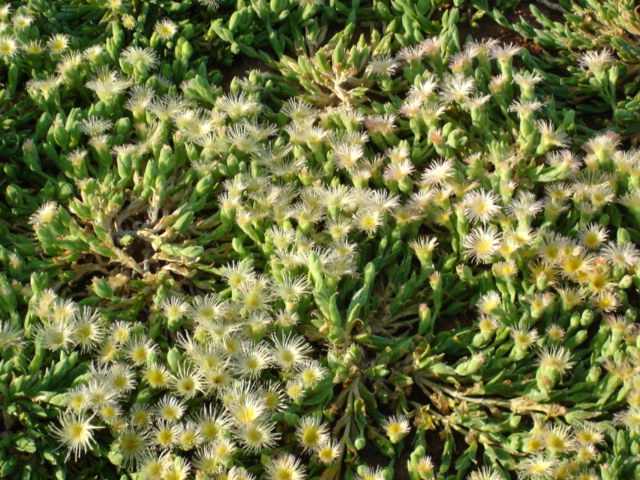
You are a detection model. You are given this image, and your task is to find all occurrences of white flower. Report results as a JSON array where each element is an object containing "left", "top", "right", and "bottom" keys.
[
  {"left": 366, "top": 55, "right": 398, "bottom": 76},
  {"left": 421, "top": 158, "right": 454, "bottom": 186},
  {"left": 271, "top": 333, "right": 312, "bottom": 370},
  {"left": 160, "top": 297, "right": 189, "bottom": 321},
  {"left": 440, "top": 74, "right": 475, "bottom": 103},
  {"left": 0, "top": 35, "right": 18, "bottom": 58},
  {"left": 615, "top": 407, "right": 640, "bottom": 433},
  {"left": 578, "top": 223, "right": 608, "bottom": 250},
  {"left": 356, "top": 466, "right": 386, "bottom": 480},
  {"left": 332, "top": 142, "right": 364, "bottom": 170},
  {"left": 511, "top": 322, "right": 539, "bottom": 349},
  {"left": 382, "top": 414, "right": 410, "bottom": 443},
  {"left": 466, "top": 467, "right": 503, "bottom": 480},
  {"left": 85, "top": 68, "right": 132, "bottom": 102},
  {"left": 537, "top": 346, "right": 574, "bottom": 374},
  {"left": 52, "top": 411, "right": 101, "bottom": 460},
  {"left": 30, "top": 201, "right": 58, "bottom": 227},
  {"left": 489, "top": 42, "right": 522, "bottom": 61},
  {"left": 296, "top": 416, "right": 329, "bottom": 452},
  {"left": 71, "top": 307, "right": 104, "bottom": 352},
  {"left": 316, "top": 439, "right": 340, "bottom": 464},
  {"left": 281, "top": 98, "right": 319, "bottom": 123},
  {"left": 536, "top": 120, "right": 569, "bottom": 148},
  {"left": 397, "top": 44, "right": 424, "bottom": 62},
  {"left": 237, "top": 422, "right": 279, "bottom": 453},
  {"left": 579, "top": 49, "right": 613, "bottom": 72},
  {"left": 265, "top": 454, "right": 306, "bottom": 480},
  {"left": 80, "top": 116, "right": 112, "bottom": 137},
  {"left": 463, "top": 226, "right": 501, "bottom": 263},
  {"left": 156, "top": 396, "right": 186, "bottom": 422},
  {"left": 121, "top": 46, "right": 159, "bottom": 71},
  {"left": 0, "top": 322, "right": 24, "bottom": 349},
  {"left": 117, "top": 427, "right": 150, "bottom": 467},
  {"left": 515, "top": 454, "right": 557, "bottom": 479},
  {"left": 233, "top": 342, "right": 273, "bottom": 378},
  {"left": 155, "top": 19, "right": 178, "bottom": 40},
  {"left": 47, "top": 34, "right": 70, "bottom": 54},
  {"left": 463, "top": 189, "right": 501, "bottom": 224},
  {"left": 12, "top": 13, "right": 34, "bottom": 29}
]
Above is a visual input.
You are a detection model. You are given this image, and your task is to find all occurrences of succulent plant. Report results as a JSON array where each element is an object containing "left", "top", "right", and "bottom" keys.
[{"left": 2, "top": 1, "right": 640, "bottom": 480}]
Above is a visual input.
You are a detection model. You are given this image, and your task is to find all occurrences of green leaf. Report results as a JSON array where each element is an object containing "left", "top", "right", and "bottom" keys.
[
  {"left": 15, "top": 436, "right": 37, "bottom": 453},
  {"left": 46, "top": 393, "right": 68, "bottom": 407},
  {"left": 484, "top": 445, "right": 514, "bottom": 468},
  {"left": 108, "top": 449, "right": 123, "bottom": 467},
  {"left": 159, "top": 243, "right": 203, "bottom": 258}
]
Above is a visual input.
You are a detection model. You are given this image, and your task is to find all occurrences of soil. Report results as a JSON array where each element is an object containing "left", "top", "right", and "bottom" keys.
[
  {"left": 434, "top": 306, "right": 475, "bottom": 334},
  {"left": 219, "top": 55, "right": 276, "bottom": 91},
  {"left": 394, "top": 444, "right": 413, "bottom": 480},
  {"left": 508, "top": 0, "right": 566, "bottom": 26},
  {"left": 458, "top": 0, "right": 566, "bottom": 56},
  {"left": 357, "top": 440, "right": 390, "bottom": 469},
  {"left": 217, "top": 12, "right": 376, "bottom": 93},
  {"left": 217, "top": 0, "right": 569, "bottom": 91},
  {"left": 627, "top": 283, "right": 640, "bottom": 309}
]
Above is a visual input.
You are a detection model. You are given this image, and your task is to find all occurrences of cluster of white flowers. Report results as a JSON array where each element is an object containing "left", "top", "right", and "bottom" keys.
[
  {"left": 4, "top": 0, "right": 639, "bottom": 473},
  {"left": 513, "top": 421, "right": 608, "bottom": 480},
  {"left": 36, "top": 268, "right": 330, "bottom": 478}
]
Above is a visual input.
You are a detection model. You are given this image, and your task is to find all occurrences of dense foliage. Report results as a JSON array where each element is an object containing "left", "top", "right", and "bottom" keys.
[{"left": 1, "top": 1, "right": 640, "bottom": 480}]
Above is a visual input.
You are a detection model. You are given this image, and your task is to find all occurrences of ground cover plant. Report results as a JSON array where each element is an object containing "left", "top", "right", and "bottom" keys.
[{"left": 1, "top": 1, "right": 640, "bottom": 479}]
